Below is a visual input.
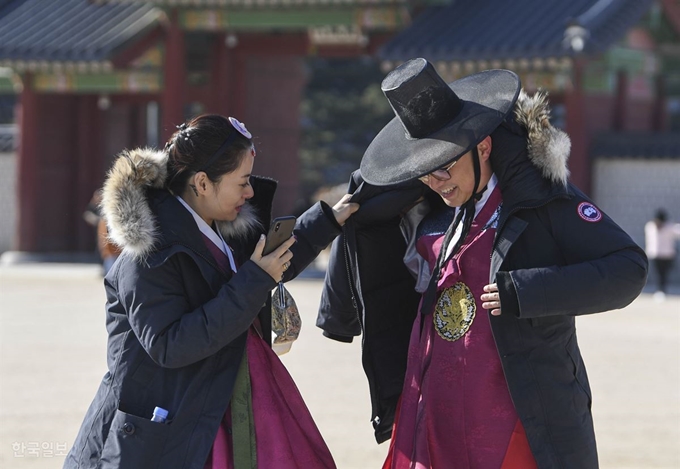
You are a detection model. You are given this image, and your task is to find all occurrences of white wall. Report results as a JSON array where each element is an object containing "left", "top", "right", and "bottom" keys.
[
  {"left": 593, "top": 158, "right": 680, "bottom": 286},
  {"left": 0, "top": 151, "right": 16, "bottom": 253}
]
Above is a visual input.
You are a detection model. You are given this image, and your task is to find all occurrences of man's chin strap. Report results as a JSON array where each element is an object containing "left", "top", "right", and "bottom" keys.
[{"left": 421, "top": 146, "right": 483, "bottom": 316}]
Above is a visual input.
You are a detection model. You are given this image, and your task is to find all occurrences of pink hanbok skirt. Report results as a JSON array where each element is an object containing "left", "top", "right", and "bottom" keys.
[{"left": 204, "top": 328, "right": 336, "bottom": 469}]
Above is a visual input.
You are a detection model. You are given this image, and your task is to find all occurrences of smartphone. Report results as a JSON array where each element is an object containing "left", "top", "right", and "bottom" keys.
[{"left": 262, "top": 216, "right": 296, "bottom": 256}]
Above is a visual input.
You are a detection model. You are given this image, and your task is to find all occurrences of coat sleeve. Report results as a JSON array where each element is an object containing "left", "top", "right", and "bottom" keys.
[
  {"left": 113, "top": 255, "right": 276, "bottom": 369},
  {"left": 315, "top": 171, "right": 365, "bottom": 342},
  {"left": 283, "top": 201, "right": 343, "bottom": 282},
  {"left": 316, "top": 232, "right": 361, "bottom": 342},
  {"left": 316, "top": 170, "right": 426, "bottom": 342},
  {"left": 497, "top": 191, "right": 648, "bottom": 318}
]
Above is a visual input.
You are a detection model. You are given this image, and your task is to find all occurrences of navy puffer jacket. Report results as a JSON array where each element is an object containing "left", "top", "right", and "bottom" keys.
[{"left": 65, "top": 148, "right": 342, "bottom": 469}]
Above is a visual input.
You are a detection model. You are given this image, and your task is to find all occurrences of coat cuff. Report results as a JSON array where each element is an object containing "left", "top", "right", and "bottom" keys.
[
  {"left": 322, "top": 330, "right": 355, "bottom": 343},
  {"left": 495, "top": 271, "right": 521, "bottom": 318},
  {"left": 319, "top": 200, "right": 343, "bottom": 231}
]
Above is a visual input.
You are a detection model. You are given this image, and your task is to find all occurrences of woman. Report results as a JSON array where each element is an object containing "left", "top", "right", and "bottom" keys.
[
  {"left": 64, "top": 114, "right": 357, "bottom": 469},
  {"left": 645, "top": 208, "right": 680, "bottom": 300}
]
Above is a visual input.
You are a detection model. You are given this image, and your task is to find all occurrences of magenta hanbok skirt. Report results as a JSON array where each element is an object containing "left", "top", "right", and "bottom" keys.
[{"left": 204, "top": 328, "right": 336, "bottom": 469}]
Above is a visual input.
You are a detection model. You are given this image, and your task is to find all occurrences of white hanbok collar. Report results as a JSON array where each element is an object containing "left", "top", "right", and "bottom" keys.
[
  {"left": 446, "top": 174, "right": 499, "bottom": 259},
  {"left": 176, "top": 196, "right": 237, "bottom": 273}
]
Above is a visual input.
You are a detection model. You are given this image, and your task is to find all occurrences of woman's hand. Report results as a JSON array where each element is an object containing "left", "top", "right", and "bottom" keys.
[
  {"left": 332, "top": 194, "right": 360, "bottom": 226},
  {"left": 251, "top": 234, "right": 295, "bottom": 282},
  {"left": 481, "top": 283, "right": 502, "bottom": 316}
]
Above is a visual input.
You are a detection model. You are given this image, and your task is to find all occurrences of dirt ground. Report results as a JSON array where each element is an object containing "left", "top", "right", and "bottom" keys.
[{"left": 1, "top": 264, "right": 678, "bottom": 468}]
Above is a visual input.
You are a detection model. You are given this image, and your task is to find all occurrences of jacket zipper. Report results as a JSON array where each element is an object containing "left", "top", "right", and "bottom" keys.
[
  {"left": 342, "top": 233, "right": 362, "bottom": 332},
  {"left": 343, "top": 231, "right": 385, "bottom": 429}
]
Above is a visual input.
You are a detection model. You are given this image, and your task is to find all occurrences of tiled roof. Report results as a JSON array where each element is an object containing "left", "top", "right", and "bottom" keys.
[
  {"left": 379, "top": 0, "right": 654, "bottom": 62},
  {"left": 95, "top": 0, "right": 409, "bottom": 6},
  {"left": 592, "top": 132, "right": 680, "bottom": 159},
  {"left": 0, "top": 0, "right": 160, "bottom": 65}
]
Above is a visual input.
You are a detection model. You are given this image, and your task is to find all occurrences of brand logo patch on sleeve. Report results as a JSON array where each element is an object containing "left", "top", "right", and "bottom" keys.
[{"left": 577, "top": 202, "right": 602, "bottom": 222}]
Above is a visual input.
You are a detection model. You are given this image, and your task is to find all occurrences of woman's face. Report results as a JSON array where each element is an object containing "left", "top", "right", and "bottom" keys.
[{"left": 203, "top": 150, "right": 255, "bottom": 224}]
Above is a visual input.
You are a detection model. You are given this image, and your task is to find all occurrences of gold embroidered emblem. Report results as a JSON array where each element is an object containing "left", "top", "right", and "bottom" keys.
[{"left": 433, "top": 282, "right": 476, "bottom": 342}]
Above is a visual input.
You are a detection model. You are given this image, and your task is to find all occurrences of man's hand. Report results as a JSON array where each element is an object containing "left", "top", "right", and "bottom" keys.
[{"left": 481, "top": 283, "right": 502, "bottom": 316}]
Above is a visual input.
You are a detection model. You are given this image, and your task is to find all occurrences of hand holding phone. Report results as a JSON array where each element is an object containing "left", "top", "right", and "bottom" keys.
[{"left": 262, "top": 216, "right": 296, "bottom": 256}]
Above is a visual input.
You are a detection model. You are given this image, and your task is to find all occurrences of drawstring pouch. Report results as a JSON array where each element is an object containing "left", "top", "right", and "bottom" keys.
[{"left": 271, "top": 282, "right": 302, "bottom": 355}]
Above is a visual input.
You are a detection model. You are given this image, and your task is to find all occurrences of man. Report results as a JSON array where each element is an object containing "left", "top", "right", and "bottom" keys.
[{"left": 317, "top": 58, "right": 648, "bottom": 468}]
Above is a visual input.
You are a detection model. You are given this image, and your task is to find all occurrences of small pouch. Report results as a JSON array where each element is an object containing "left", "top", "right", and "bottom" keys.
[{"left": 271, "top": 283, "right": 302, "bottom": 355}]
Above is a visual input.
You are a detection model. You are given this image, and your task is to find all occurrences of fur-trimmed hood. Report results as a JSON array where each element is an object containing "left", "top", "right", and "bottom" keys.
[
  {"left": 513, "top": 89, "right": 571, "bottom": 187},
  {"left": 101, "top": 148, "right": 261, "bottom": 259}
]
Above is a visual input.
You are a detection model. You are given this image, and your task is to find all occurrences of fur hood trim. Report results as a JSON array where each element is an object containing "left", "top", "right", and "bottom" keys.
[
  {"left": 514, "top": 89, "right": 571, "bottom": 187},
  {"left": 101, "top": 147, "right": 261, "bottom": 259}
]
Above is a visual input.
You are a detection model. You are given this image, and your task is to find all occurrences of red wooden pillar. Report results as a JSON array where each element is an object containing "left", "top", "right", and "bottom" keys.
[
  {"left": 613, "top": 70, "right": 627, "bottom": 131},
  {"left": 210, "top": 33, "right": 233, "bottom": 116},
  {"left": 76, "top": 95, "right": 101, "bottom": 251},
  {"left": 16, "top": 73, "right": 39, "bottom": 251},
  {"left": 652, "top": 74, "right": 666, "bottom": 131},
  {"left": 161, "top": 8, "right": 185, "bottom": 143},
  {"left": 233, "top": 49, "right": 248, "bottom": 120},
  {"left": 564, "top": 58, "right": 590, "bottom": 194}
]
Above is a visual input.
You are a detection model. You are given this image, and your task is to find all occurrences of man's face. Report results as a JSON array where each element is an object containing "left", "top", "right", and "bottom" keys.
[
  {"left": 422, "top": 151, "right": 478, "bottom": 207},
  {"left": 420, "top": 137, "right": 493, "bottom": 207}
]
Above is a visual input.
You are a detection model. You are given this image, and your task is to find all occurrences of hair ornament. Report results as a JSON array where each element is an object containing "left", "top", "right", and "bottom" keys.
[
  {"left": 229, "top": 117, "right": 252, "bottom": 139},
  {"left": 176, "top": 122, "right": 194, "bottom": 142}
]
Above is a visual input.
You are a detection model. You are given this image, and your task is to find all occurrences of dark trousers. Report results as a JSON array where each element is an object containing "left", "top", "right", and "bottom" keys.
[{"left": 653, "top": 258, "right": 675, "bottom": 293}]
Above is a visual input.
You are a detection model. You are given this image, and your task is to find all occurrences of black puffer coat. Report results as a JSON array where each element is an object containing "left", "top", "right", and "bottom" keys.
[
  {"left": 65, "top": 149, "right": 342, "bottom": 469},
  {"left": 317, "top": 91, "right": 648, "bottom": 468}
]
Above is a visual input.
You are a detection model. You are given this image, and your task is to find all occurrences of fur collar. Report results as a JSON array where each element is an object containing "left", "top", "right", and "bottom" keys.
[
  {"left": 514, "top": 89, "right": 571, "bottom": 187},
  {"left": 101, "top": 147, "right": 261, "bottom": 259}
]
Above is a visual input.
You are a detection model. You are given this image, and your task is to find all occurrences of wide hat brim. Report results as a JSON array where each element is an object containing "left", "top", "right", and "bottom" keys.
[{"left": 360, "top": 69, "right": 521, "bottom": 186}]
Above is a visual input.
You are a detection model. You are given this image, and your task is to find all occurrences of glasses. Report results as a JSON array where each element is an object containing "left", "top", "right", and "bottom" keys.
[{"left": 418, "top": 159, "right": 458, "bottom": 184}]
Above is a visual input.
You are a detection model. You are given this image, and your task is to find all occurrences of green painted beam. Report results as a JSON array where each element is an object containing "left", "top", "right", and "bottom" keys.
[
  {"left": 0, "top": 76, "right": 17, "bottom": 93},
  {"left": 180, "top": 7, "right": 407, "bottom": 30},
  {"left": 605, "top": 47, "right": 648, "bottom": 74},
  {"left": 229, "top": 10, "right": 355, "bottom": 28},
  {"left": 33, "top": 71, "right": 162, "bottom": 93}
]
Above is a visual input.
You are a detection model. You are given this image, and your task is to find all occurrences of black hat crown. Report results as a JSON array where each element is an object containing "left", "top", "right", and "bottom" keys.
[
  {"left": 361, "top": 58, "right": 520, "bottom": 186},
  {"left": 382, "top": 59, "right": 464, "bottom": 139}
]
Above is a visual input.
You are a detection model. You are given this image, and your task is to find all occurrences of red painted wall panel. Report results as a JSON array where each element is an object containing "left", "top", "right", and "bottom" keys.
[
  {"left": 244, "top": 56, "right": 307, "bottom": 217},
  {"left": 625, "top": 100, "right": 655, "bottom": 131},
  {"left": 585, "top": 94, "right": 615, "bottom": 133},
  {"left": 32, "top": 95, "right": 79, "bottom": 251}
]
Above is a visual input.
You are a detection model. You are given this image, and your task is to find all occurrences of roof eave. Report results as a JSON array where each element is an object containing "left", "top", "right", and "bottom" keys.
[{"left": 0, "top": 59, "right": 115, "bottom": 74}]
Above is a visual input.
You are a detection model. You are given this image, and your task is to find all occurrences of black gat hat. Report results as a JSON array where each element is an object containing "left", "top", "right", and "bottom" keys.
[{"left": 360, "top": 58, "right": 521, "bottom": 186}]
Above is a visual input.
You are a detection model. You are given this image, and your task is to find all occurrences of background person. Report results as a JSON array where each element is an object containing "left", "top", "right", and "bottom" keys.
[
  {"left": 318, "top": 59, "right": 648, "bottom": 469},
  {"left": 96, "top": 216, "right": 122, "bottom": 276},
  {"left": 645, "top": 208, "right": 680, "bottom": 300},
  {"left": 83, "top": 189, "right": 122, "bottom": 275},
  {"left": 65, "top": 114, "right": 358, "bottom": 469}
]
